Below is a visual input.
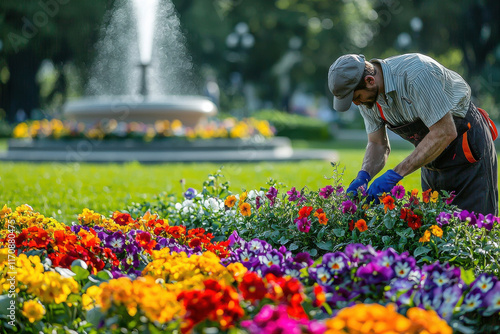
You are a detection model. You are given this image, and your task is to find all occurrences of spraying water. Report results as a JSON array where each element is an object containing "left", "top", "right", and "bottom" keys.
[{"left": 85, "top": 0, "right": 197, "bottom": 97}]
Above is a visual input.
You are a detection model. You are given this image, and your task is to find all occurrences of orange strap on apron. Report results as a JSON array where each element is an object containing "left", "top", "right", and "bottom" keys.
[
  {"left": 477, "top": 108, "right": 498, "bottom": 141},
  {"left": 462, "top": 123, "right": 477, "bottom": 163},
  {"left": 376, "top": 102, "right": 387, "bottom": 122}
]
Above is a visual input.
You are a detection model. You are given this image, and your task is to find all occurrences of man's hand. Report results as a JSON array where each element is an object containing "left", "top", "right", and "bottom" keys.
[
  {"left": 346, "top": 170, "right": 371, "bottom": 197},
  {"left": 366, "top": 169, "right": 403, "bottom": 202}
]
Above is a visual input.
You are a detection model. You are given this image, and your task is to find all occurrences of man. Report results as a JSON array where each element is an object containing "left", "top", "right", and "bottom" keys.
[{"left": 328, "top": 53, "right": 498, "bottom": 215}]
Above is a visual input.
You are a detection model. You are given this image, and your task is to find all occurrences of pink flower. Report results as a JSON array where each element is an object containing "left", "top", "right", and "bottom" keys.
[
  {"left": 391, "top": 185, "right": 405, "bottom": 199},
  {"left": 294, "top": 217, "right": 311, "bottom": 233}
]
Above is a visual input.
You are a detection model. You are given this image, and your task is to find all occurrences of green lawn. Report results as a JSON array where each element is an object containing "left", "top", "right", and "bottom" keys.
[{"left": 0, "top": 144, "right": 419, "bottom": 223}]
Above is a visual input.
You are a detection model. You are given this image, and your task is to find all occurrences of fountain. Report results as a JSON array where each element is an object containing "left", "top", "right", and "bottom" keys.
[{"left": 62, "top": 0, "right": 217, "bottom": 127}]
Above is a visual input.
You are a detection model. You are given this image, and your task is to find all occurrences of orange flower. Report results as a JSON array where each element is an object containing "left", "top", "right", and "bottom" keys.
[
  {"left": 317, "top": 213, "right": 328, "bottom": 225},
  {"left": 382, "top": 195, "right": 395, "bottom": 213},
  {"left": 411, "top": 189, "right": 419, "bottom": 197},
  {"left": 422, "top": 189, "right": 432, "bottom": 203},
  {"left": 354, "top": 219, "right": 368, "bottom": 232},
  {"left": 419, "top": 230, "right": 431, "bottom": 243},
  {"left": 224, "top": 195, "right": 237, "bottom": 208},
  {"left": 429, "top": 225, "right": 443, "bottom": 238},
  {"left": 239, "top": 203, "right": 251, "bottom": 216}
]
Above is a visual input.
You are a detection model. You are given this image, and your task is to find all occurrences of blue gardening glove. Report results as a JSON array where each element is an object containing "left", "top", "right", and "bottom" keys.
[
  {"left": 346, "top": 170, "right": 371, "bottom": 197},
  {"left": 366, "top": 169, "right": 403, "bottom": 203}
]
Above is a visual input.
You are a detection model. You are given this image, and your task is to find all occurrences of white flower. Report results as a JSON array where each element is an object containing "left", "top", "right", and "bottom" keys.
[
  {"left": 204, "top": 198, "right": 223, "bottom": 212},
  {"left": 259, "top": 253, "right": 281, "bottom": 267}
]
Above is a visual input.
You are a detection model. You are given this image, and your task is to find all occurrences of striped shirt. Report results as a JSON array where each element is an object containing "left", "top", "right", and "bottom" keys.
[{"left": 359, "top": 53, "right": 471, "bottom": 134}]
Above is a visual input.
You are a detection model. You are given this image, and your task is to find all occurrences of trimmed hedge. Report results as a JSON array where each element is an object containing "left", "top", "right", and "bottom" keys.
[{"left": 252, "top": 109, "right": 332, "bottom": 140}]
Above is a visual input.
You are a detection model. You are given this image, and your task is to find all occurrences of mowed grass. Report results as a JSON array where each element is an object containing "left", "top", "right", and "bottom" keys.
[{"left": 0, "top": 146, "right": 418, "bottom": 223}]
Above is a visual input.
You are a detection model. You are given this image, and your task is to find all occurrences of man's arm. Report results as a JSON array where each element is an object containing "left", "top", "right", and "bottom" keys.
[
  {"left": 393, "top": 111, "right": 457, "bottom": 177},
  {"left": 361, "top": 126, "right": 391, "bottom": 178}
]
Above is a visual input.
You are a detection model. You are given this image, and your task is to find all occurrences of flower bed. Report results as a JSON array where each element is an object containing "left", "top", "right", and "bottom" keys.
[
  {"left": 11, "top": 117, "right": 275, "bottom": 141},
  {"left": 1, "top": 173, "right": 500, "bottom": 333}
]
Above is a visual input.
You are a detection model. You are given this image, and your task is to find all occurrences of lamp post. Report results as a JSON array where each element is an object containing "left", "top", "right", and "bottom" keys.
[{"left": 225, "top": 22, "right": 255, "bottom": 114}]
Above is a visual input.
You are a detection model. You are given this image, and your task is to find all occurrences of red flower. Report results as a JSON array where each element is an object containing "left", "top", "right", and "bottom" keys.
[
  {"left": 135, "top": 231, "right": 156, "bottom": 252},
  {"left": 178, "top": 279, "right": 243, "bottom": 333},
  {"left": 239, "top": 272, "right": 267, "bottom": 302},
  {"left": 166, "top": 226, "right": 186, "bottom": 239},
  {"left": 349, "top": 219, "right": 355, "bottom": 231},
  {"left": 188, "top": 237, "right": 202, "bottom": 249},
  {"left": 112, "top": 212, "right": 135, "bottom": 226},
  {"left": 298, "top": 206, "right": 313, "bottom": 218},
  {"left": 313, "top": 285, "right": 326, "bottom": 307}
]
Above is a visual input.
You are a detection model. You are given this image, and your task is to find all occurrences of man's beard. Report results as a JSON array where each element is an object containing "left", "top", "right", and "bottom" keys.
[{"left": 361, "top": 85, "right": 379, "bottom": 109}]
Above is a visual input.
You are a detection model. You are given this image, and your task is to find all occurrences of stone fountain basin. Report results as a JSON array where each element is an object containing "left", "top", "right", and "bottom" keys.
[{"left": 63, "top": 95, "right": 218, "bottom": 127}]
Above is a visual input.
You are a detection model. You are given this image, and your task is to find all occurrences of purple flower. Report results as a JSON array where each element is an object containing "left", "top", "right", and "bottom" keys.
[
  {"left": 463, "top": 288, "right": 484, "bottom": 312},
  {"left": 122, "top": 244, "right": 140, "bottom": 269},
  {"left": 319, "top": 185, "right": 334, "bottom": 199},
  {"left": 393, "top": 256, "right": 416, "bottom": 278},
  {"left": 457, "top": 210, "right": 477, "bottom": 226},
  {"left": 357, "top": 262, "right": 394, "bottom": 284},
  {"left": 293, "top": 252, "right": 314, "bottom": 266},
  {"left": 344, "top": 244, "right": 376, "bottom": 264},
  {"left": 266, "top": 186, "right": 278, "bottom": 206},
  {"left": 321, "top": 252, "right": 350, "bottom": 275},
  {"left": 471, "top": 274, "right": 498, "bottom": 294},
  {"left": 341, "top": 200, "right": 357, "bottom": 214},
  {"left": 477, "top": 213, "right": 495, "bottom": 231},
  {"left": 436, "top": 212, "right": 452, "bottom": 226},
  {"left": 391, "top": 185, "right": 405, "bottom": 199},
  {"left": 183, "top": 187, "right": 198, "bottom": 199},
  {"left": 294, "top": 217, "right": 311, "bottom": 233},
  {"left": 105, "top": 231, "right": 126, "bottom": 252},
  {"left": 286, "top": 187, "right": 301, "bottom": 202},
  {"left": 228, "top": 230, "right": 242, "bottom": 247},
  {"left": 484, "top": 282, "right": 500, "bottom": 315}
]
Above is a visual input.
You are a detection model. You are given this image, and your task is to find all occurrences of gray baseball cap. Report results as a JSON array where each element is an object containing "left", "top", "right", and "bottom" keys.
[{"left": 328, "top": 54, "right": 366, "bottom": 112}]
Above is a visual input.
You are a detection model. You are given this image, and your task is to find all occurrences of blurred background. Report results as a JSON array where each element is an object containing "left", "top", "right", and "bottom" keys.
[{"left": 0, "top": 0, "right": 499, "bottom": 138}]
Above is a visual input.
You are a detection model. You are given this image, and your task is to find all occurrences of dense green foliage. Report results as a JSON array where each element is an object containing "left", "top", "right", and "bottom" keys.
[{"left": 253, "top": 109, "right": 332, "bottom": 140}]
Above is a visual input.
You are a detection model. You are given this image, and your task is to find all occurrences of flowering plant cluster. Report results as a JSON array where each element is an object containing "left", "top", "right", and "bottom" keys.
[
  {"left": 1, "top": 203, "right": 499, "bottom": 333},
  {"left": 12, "top": 117, "right": 275, "bottom": 141},
  {"left": 130, "top": 169, "right": 500, "bottom": 276}
]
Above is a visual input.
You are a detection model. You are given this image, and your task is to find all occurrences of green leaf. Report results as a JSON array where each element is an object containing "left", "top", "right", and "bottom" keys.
[
  {"left": 70, "top": 265, "right": 89, "bottom": 281},
  {"left": 333, "top": 228, "right": 345, "bottom": 237},
  {"left": 289, "top": 243, "right": 299, "bottom": 251},
  {"left": 382, "top": 236, "right": 391, "bottom": 245},
  {"left": 317, "top": 241, "right": 333, "bottom": 251},
  {"left": 278, "top": 236, "right": 290, "bottom": 245},
  {"left": 308, "top": 248, "right": 318, "bottom": 257},
  {"left": 383, "top": 215, "right": 395, "bottom": 229},
  {"left": 414, "top": 246, "right": 431, "bottom": 257},
  {"left": 460, "top": 268, "right": 476, "bottom": 285}
]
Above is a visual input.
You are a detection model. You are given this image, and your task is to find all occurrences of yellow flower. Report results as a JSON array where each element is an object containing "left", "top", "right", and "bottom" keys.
[
  {"left": 226, "top": 262, "right": 248, "bottom": 282},
  {"left": 430, "top": 225, "right": 443, "bottom": 238},
  {"left": 0, "top": 204, "right": 12, "bottom": 219},
  {"left": 419, "top": 230, "right": 431, "bottom": 243},
  {"left": 239, "top": 191, "right": 248, "bottom": 204},
  {"left": 82, "top": 285, "right": 102, "bottom": 310},
  {"left": 224, "top": 195, "right": 237, "bottom": 208},
  {"left": 22, "top": 300, "right": 45, "bottom": 323},
  {"left": 239, "top": 203, "right": 252, "bottom": 217},
  {"left": 430, "top": 191, "right": 439, "bottom": 203}
]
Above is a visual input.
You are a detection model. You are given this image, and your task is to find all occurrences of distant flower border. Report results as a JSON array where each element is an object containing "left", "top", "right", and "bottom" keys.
[{"left": 12, "top": 117, "right": 275, "bottom": 141}]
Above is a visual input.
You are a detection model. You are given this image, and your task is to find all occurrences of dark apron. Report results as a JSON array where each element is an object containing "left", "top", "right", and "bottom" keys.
[{"left": 376, "top": 102, "right": 498, "bottom": 215}]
